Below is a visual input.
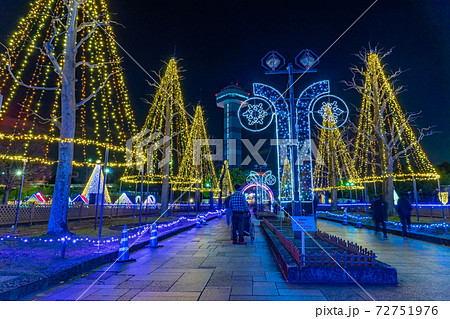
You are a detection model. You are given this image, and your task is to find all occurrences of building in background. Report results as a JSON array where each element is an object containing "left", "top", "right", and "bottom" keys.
[{"left": 216, "top": 84, "right": 249, "bottom": 168}]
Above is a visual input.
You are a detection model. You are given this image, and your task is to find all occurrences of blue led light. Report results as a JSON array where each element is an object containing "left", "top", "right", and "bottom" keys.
[
  {"left": 0, "top": 210, "right": 225, "bottom": 244},
  {"left": 297, "top": 81, "right": 330, "bottom": 202},
  {"left": 318, "top": 211, "right": 449, "bottom": 230}
]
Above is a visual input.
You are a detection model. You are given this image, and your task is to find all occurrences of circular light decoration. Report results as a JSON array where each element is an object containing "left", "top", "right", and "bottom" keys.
[
  {"left": 238, "top": 97, "right": 274, "bottom": 132},
  {"left": 246, "top": 170, "right": 277, "bottom": 185},
  {"left": 310, "top": 94, "right": 349, "bottom": 130}
]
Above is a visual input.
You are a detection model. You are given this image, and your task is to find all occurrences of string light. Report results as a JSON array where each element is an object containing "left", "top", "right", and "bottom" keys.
[
  {"left": 0, "top": 0, "right": 137, "bottom": 168},
  {"left": 0, "top": 210, "right": 224, "bottom": 244},
  {"left": 314, "top": 105, "right": 363, "bottom": 191},
  {"left": 121, "top": 59, "right": 190, "bottom": 185},
  {"left": 352, "top": 52, "right": 439, "bottom": 184},
  {"left": 173, "top": 105, "right": 219, "bottom": 193},
  {"left": 280, "top": 158, "right": 293, "bottom": 200},
  {"left": 216, "top": 160, "right": 234, "bottom": 198},
  {"left": 318, "top": 211, "right": 449, "bottom": 230}
]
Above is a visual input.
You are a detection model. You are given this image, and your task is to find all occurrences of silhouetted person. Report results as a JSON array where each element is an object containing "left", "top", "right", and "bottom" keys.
[
  {"left": 397, "top": 195, "right": 412, "bottom": 238},
  {"left": 313, "top": 194, "right": 319, "bottom": 220},
  {"left": 372, "top": 195, "right": 388, "bottom": 238},
  {"left": 224, "top": 195, "right": 232, "bottom": 227},
  {"left": 229, "top": 184, "right": 249, "bottom": 244}
]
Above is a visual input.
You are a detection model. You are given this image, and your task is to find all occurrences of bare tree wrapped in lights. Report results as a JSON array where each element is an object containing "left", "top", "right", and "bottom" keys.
[
  {"left": 0, "top": 0, "right": 137, "bottom": 235},
  {"left": 174, "top": 105, "right": 218, "bottom": 208},
  {"left": 121, "top": 59, "right": 189, "bottom": 215},
  {"left": 344, "top": 48, "right": 438, "bottom": 215},
  {"left": 217, "top": 160, "right": 234, "bottom": 203}
]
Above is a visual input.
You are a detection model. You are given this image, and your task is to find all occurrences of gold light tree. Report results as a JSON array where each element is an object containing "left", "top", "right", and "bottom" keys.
[
  {"left": 82, "top": 164, "right": 112, "bottom": 204},
  {"left": 347, "top": 50, "right": 438, "bottom": 213},
  {"left": 313, "top": 103, "right": 362, "bottom": 210},
  {"left": 121, "top": 58, "right": 190, "bottom": 214},
  {"left": 174, "top": 105, "right": 218, "bottom": 206},
  {"left": 0, "top": 0, "right": 137, "bottom": 234},
  {"left": 217, "top": 160, "right": 234, "bottom": 200},
  {"left": 280, "top": 158, "right": 292, "bottom": 201},
  {"left": 0, "top": 0, "right": 136, "bottom": 165}
]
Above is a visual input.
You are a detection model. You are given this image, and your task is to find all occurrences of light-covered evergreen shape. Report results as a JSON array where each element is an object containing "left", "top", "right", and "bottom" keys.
[
  {"left": 0, "top": 0, "right": 137, "bottom": 234},
  {"left": 216, "top": 160, "right": 234, "bottom": 198},
  {"left": 82, "top": 164, "right": 111, "bottom": 204},
  {"left": 314, "top": 104, "right": 361, "bottom": 191},
  {"left": 174, "top": 105, "right": 218, "bottom": 193},
  {"left": 280, "top": 158, "right": 292, "bottom": 200},
  {"left": 121, "top": 58, "right": 190, "bottom": 214},
  {"left": 352, "top": 51, "right": 438, "bottom": 184}
]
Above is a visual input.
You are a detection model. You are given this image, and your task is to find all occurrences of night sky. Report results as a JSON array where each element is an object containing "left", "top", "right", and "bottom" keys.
[{"left": 1, "top": 0, "right": 449, "bottom": 164}]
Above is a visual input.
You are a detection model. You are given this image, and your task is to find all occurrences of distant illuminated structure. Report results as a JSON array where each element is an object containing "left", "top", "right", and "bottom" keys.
[{"left": 216, "top": 84, "right": 249, "bottom": 168}]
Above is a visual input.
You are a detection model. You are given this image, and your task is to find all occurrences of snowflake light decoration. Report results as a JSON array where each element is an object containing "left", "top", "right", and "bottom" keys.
[
  {"left": 242, "top": 103, "right": 269, "bottom": 125},
  {"left": 318, "top": 101, "right": 344, "bottom": 123},
  {"left": 246, "top": 170, "right": 276, "bottom": 185}
]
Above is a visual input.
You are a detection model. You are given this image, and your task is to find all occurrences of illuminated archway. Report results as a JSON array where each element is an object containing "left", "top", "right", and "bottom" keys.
[{"left": 242, "top": 183, "right": 275, "bottom": 203}]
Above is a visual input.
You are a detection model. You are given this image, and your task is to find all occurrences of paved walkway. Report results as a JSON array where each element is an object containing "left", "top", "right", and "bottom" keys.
[
  {"left": 316, "top": 219, "right": 450, "bottom": 301},
  {"left": 23, "top": 217, "right": 450, "bottom": 301}
]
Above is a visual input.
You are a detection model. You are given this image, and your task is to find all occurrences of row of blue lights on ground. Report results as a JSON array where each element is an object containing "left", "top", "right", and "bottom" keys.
[
  {"left": 318, "top": 211, "right": 449, "bottom": 229},
  {"left": 0, "top": 210, "right": 225, "bottom": 244},
  {"left": 319, "top": 203, "right": 449, "bottom": 208}
]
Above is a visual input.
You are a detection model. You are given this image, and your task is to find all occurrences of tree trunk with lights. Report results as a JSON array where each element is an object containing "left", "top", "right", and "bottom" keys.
[
  {"left": 47, "top": 0, "right": 78, "bottom": 235},
  {"left": 1, "top": 0, "right": 133, "bottom": 235},
  {"left": 346, "top": 50, "right": 437, "bottom": 218},
  {"left": 160, "top": 99, "right": 171, "bottom": 216}
]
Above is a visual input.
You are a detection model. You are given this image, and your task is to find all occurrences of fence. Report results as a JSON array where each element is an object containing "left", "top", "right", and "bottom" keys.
[
  {"left": 262, "top": 218, "right": 376, "bottom": 267},
  {"left": 0, "top": 203, "right": 212, "bottom": 228},
  {"left": 301, "top": 251, "right": 376, "bottom": 267},
  {"left": 315, "top": 229, "right": 374, "bottom": 256}
]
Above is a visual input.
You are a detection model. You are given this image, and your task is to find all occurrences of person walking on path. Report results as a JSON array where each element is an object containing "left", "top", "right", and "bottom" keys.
[
  {"left": 229, "top": 184, "right": 249, "bottom": 245},
  {"left": 397, "top": 195, "right": 412, "bottom": 238},
  {"left": 372, "top": 195, "right": 388, "bottom": 238},
  {"left": 224, "top": 195, "right": 232, "bottom": 227}
]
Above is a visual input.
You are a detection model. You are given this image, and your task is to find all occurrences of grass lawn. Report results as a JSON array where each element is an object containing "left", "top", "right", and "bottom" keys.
[{"left": 0, "top": 214, "right": 186, "bottom": 275}]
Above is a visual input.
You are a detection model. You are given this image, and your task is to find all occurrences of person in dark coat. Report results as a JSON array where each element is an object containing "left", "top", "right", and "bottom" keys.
[
  {"left": 372, "top": 195, "right": 388, "bottom": 238},
  {"left": 397, "top": 195, "right": 412, "bottom": 238},
  {"left": 224, "top": 195, "right": 232, "bottom": 227}
]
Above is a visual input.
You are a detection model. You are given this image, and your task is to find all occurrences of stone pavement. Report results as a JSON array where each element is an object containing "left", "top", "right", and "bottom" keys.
[
  {"left": 22, "top": 217, "right": 450, "bottom": 301},
  {"left": 316, "top": 219, "right": 450, "bottom": 301}
]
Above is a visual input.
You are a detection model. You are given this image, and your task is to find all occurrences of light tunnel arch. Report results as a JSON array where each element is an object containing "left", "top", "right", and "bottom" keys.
[{"left": 242, "top": 183, "right": 275, "bottom": 202}]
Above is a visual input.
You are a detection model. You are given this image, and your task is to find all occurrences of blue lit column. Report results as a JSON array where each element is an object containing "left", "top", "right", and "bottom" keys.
[{"left": 260, "top": 50, "right": 318, "bottom": 223}]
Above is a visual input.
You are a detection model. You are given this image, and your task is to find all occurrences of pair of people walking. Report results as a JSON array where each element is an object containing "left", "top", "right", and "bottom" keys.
[
  {"left": 225, "top": 184, "right": 249, "bottom": 245},
  {"left": 372, "top": 194, "right": 412, "bottom": 239}
]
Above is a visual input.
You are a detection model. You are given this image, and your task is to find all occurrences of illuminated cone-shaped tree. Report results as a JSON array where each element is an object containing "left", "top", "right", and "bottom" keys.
[
  {"left": 313, "top": 104, "right": 361, "bottom": 211},
  {"left": 121, "top": 59, "right": 189, "bottom": 215},
  {"left": 345, "top": 49, "right": 438, "bottom": 215},
  {"left": 216, "top": 160, "right": 234, "bottom": 206},
  {"left": 82, "top": 164, "right": 111, "bottom": 204},
  {"left": 280, "top": 158, "right": 292, "bottom": 200},
  {"left": 0, "top": 0, "right": 137, "bottom": 234},
  {"left": 175, "top": 105, "right": 218, "bottom": 210}
]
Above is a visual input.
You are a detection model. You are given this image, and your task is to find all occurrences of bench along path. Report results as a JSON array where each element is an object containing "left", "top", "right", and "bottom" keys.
[{"left": 23, "top": 217, "right": 449, "bottom": 301}]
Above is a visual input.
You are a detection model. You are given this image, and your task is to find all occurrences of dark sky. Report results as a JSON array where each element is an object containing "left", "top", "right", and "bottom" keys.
[{"left": 1, "top": 0, "right": 449, "bottom": 164}]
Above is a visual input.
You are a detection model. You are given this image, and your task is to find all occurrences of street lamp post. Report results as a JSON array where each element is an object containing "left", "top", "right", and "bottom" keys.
[
  {"left": 261, "top": 50, "right": 318, "bottom": 238},
  {"left": 13, "top": 160, "right": 27, "bottom": 232}
]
